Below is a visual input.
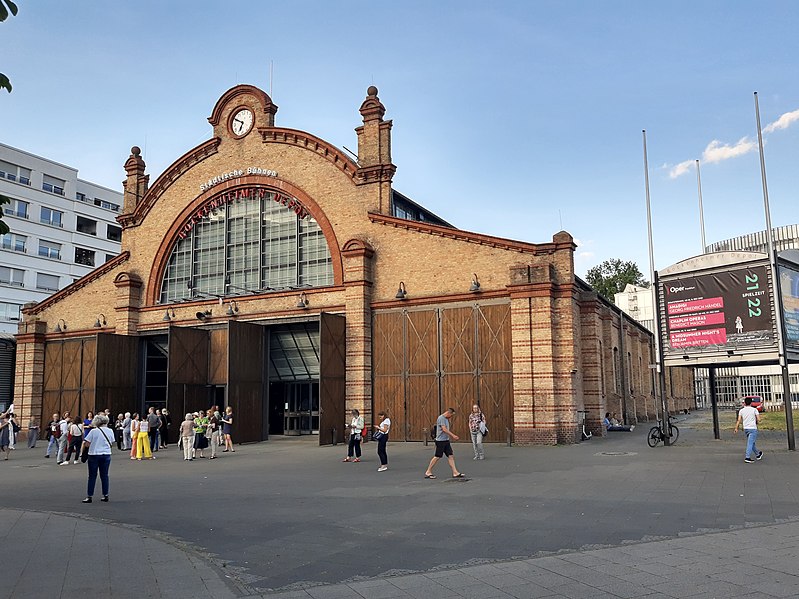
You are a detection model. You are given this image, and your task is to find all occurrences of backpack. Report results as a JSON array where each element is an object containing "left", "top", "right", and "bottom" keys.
[
  {"left": 51, "top": 423, "right": 62, "bottom": 439},
  {"left": 430, "top": 423, "right": 438, "bottom": 440}
]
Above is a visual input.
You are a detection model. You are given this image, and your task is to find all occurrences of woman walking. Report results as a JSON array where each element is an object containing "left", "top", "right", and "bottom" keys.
[
  {"left": 180, "top": 413, "right": 195, "bottom": 461},
  {"left": 114, "top": 414, "right": 125, "bottom": 450},
  {"left": 374, "top": 410, "right": 391, "bottom": 472},
  {"left": 134, "top": 414, "right": 154, "bottom": 460},
  {"left": 343, "top": 409, "right": 364, "bottom": 462},
  {"left": 159, "top": 409, "right": 172, "bottom": 449},
  {"left": 222, "top": 406, "right": 234, "bottom": 452},
  {"left": 81, "top": 414, "right": 114, "bottom": 503},
  {"left": 0, "top": 413, "right": 11, "bottom": 460},
  {"left": 63, "top": 417, "right": 83, "bottom": 465},
  {"left": 468, "top": 404, "right": 486, "bottom": 460}
]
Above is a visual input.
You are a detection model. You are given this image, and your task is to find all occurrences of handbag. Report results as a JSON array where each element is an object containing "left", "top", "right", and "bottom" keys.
[
  {"left": 479, "top": 421, "right": 489, "bottom": 437},
  {"left": 372, "top": 430, "right": 386, "bottom": 441}
]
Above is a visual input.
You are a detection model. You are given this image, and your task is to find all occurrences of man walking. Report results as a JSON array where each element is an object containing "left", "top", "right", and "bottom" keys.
[
  {"left": 424, "top": 407, "right": 465, "bottom": 479},
  {"left": 45, "top": 412, "right": 60, "bottom": 458},
  {"left": 122, "top": 412, "right": 132, "bottom": 450},
  {"left": 56, "top": 412, "right": 70, "bottom": 464},
  {"left": 146, "top": 407, "right": 160, "bottom": 453},
  {"left": 734, "top": 396, "right": 763, "bottom": 463}
]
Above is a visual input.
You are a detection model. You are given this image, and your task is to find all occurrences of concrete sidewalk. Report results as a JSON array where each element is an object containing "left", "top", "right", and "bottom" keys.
[{"left": 3, "top": 412, "right": 799, "bottom": 598}]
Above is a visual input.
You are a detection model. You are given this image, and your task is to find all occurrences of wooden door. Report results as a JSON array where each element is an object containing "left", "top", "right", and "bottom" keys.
[
  {"left": 228, "top": 320, "right": 264, "bottom": 443},
  {"left": 42, "top": 342, "right": 63, "bottom": 425},
  {"left": 477, "top": 303, "right": 514, "bottom": 440},
  {"left": 372, "top": 311, "right": 405, "bottom": 438},
  {"left": 319, "top": 312, "right": 346, "bottom": 445},
  {"left": 168, "top": 326, "right": 209, "bottom": 437},
  {"left": 406, "top": 309, "right": 439, "bottom": 441},
  {"left": 41, "top": 338, "right": 98, "bottom": 425},
  {"left": 95, "top": 333, "right": 139, "bottom": 419},
  {"left": 441, "top": 306, "right": 477, "bottom": 427}
]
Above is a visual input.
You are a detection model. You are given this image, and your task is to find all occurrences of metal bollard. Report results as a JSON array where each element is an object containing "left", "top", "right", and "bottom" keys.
[
  {"left": 332, "top": 427, "right": 337, "bottom": 446},
  {"left": 506, "top": 427, "right": 512, "bottom": 447},
  {"left": 424, "top": 428, "right": 429, "bottom": 447}
]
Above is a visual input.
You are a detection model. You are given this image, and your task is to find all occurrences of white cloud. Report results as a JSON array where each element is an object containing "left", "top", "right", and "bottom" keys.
[
  {"left": 764, "top": 108, "right": 799, "bottom": 134},
  {"left": 701, "top": 137, "right": 757, "bottom": 164},
  {"left": 668, "top": 159, "right": 694, "bottom": 179}
]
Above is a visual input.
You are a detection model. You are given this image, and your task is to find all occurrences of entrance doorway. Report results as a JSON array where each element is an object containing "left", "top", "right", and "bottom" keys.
[{"left": 269, "top": 381, "right": 319, "bottom": 435}]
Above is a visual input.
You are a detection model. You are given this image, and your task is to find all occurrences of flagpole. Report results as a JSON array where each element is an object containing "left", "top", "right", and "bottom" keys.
[
  {"left": 754, "top": 91, "right": 795, "bottom": 450},
  {"left": 643, "top": 130, "right": 670, "bottom": 445},
  {"left": 696, "top": 159, "right": 706, "bottom": 253}
]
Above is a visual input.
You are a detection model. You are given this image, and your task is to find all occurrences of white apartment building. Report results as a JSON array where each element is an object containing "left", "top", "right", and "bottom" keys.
[{"left": 0, "top": 142, "right": 123, "bottom": 335}]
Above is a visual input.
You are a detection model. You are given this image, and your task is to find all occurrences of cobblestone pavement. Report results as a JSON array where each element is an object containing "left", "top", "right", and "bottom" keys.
[{"left": 2, "top": 412, "right": 798, "bottom": 597}]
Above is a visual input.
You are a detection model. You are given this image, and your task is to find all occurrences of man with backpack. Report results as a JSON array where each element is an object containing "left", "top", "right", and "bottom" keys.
[{"left": 424, "top": 408, "right": 465, "bottom": 479}]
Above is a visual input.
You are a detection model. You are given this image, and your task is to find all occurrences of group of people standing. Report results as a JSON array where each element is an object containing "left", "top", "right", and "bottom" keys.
[
  {"left": 178, "top": 406, "right": 234, "bottom": 461},
  {"left": 342, "top": 404, "right": 489, "bottom": 477}
]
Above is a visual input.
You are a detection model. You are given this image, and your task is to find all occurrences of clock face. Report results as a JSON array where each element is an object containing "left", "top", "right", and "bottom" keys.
[{"left": 231, "top": 108, "right": 254, "bottom": 136}]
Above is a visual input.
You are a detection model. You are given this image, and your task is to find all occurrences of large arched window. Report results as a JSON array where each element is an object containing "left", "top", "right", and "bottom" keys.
[{"left": 160, "top": 189, "right": 333, "bottom": 303}]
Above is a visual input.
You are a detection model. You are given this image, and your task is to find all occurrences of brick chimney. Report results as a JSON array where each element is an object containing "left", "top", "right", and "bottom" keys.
[
  {"left": 121, "top": 146, "right": 149, "bottom": 216},
  {"left": 355, "top": 87, "right": 396, "bottom": 212}
]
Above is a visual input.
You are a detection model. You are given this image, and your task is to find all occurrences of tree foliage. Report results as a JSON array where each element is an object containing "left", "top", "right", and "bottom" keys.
[
  {"left": 585, "top": 258, "right": 649, "bottom": 302},
  {"left": 0, "top": 0, "right": 18, "bottom": 234},
  {"left": 0, "top": 0, "right": 18, "bottom": 92}
]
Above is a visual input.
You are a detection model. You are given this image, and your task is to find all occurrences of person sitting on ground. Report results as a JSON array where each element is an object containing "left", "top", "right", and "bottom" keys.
[{"left": 603, "top": 412, "right": 634, "bottom": 432}]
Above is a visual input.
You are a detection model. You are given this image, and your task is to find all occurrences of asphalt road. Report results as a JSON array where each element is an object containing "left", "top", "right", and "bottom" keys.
[{"left": 4, "top": 413, "right": 798, "bottom": 594}]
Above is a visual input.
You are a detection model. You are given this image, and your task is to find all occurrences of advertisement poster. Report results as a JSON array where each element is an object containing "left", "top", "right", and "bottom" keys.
[
  {"left": 779, "top": 264, "right": 799, "bottom": 350},
  {"left": 662, "top": 264, "right": 774, "bottom": 353}
]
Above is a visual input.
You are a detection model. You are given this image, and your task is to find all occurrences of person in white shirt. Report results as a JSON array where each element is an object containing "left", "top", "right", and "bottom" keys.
[
  {"left": 56, "top": 412, "right": 70, "bottom": 464},
  {"left": 81, "top": 414, "right": 114, "bottom": 503},
  {"left": 734, "top": 396, "right": 763, "bottom": 463}
]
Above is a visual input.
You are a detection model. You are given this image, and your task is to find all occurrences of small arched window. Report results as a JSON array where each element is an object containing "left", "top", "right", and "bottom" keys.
[{"left": 160, "top": 188, "right": 333, "bottom": 303}]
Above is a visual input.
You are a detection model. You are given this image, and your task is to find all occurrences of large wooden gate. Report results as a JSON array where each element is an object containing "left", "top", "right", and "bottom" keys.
[
  {"left": 95, "top": 333, "right": 139, "bottom": 418},
  {"left": 167, "top": 326, "right": 209, "bottom": 437},
  {"left": 228, "top": 320, "right": 264, "bottom": 443},
  {"left": 42, "top": 338, "right": 96, "bottom": 426},
  {"left": 372, "top": 302, "right": 513, "bottom": 441},
  {"left": 319, "top": 312, "right": 346, "bottom": 445}
]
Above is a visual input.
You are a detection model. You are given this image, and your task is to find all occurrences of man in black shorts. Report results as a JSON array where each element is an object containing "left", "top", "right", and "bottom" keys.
[{"left": 424, "top": 408, "right": 464, "bottom": 479}]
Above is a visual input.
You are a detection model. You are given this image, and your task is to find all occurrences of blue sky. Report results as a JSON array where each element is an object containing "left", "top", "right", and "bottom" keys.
[{"left": 3, "top": 1, "right": 798, "bottom": 278}]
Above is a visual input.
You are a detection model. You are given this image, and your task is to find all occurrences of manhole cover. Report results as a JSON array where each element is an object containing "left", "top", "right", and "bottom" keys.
[{"left": 595, "top": 451, "right": 637, "bottom": 457}]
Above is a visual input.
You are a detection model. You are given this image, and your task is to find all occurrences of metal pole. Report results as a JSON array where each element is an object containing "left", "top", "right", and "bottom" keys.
[
  {"left": 643, "top": 131, "right": 670, "bottom": 445},
  {"left": 653, "top": 270, "right": 671, "bottom": 445},
  {"left": 754, "top": 92, "right": 796, "bottom": 450},
  {"left": 619, "top": 311, "right": 629, "bottom": 424},
  {"left": 709, "top": 366, "right": 720, "bottom": 440},
  {"left": 696, "top": 159, "right": 706, "bottom": 253}
]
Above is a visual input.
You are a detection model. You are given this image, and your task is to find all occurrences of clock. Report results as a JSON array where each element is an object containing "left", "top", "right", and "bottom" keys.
[{"left": 230, "top": 108, "right": 254, "bottom": 137}]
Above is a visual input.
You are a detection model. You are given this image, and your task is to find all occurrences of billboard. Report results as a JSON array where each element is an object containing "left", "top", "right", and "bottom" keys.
[
  {"left": 660, "top": 261, "right": 777, "bottom": 364},
  {"left": 779, "top": 263, "right": 799, "bottom": 352}
]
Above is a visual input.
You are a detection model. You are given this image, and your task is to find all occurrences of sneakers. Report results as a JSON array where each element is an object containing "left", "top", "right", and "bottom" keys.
[
  {"left": 744, "top": 458, "right": 754, "bottom": 463},
  {"left": 377, "top": 465, "right": 388, "bottom": 472},
  {"left": 60, "top": 461, "right": 69, "bottom": 466},
  {"left": 73, "top": 460, "right": 79, "bottom": 464},
  {"left": 100, "top": 495, "right": 109, "bottom": 502},
  {"left": 757, "top": 451, "right": 764, "bottom": 460}
]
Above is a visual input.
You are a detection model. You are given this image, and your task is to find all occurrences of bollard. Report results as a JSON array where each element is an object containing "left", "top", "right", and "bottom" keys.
[
  {"left": 424, "top": 428, "right": 429, "bottom": 447},
  {"left": 332, "top": 427, "right": 337, "bottom": 446},
  {"left": 506, "top": 427, "right": 512, "bottom": 447}
]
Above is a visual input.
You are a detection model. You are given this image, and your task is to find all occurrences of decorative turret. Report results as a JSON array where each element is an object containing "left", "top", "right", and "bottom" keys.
[
  {"left": 121, "top": 146, "right": 149, "bottom": 216},
  {"left": 355, "top": 86, "right": 396, "bottom": 211}
]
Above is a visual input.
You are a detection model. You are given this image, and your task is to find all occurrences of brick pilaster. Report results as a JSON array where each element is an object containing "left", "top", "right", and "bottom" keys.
[{"left": 13, "top": 318, "right": 47, "bottom": 436}]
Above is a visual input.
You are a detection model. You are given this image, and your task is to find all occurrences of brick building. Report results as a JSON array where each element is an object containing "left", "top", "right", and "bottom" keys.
[{"left": 13, "top": 85, "right": 693, "bottom": 445}]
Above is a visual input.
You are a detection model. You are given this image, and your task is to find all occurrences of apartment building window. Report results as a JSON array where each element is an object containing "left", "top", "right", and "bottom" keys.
[
  {"left": 76, "top": 216, "right": 97, "bottom": 236},
  {"left": 1, "top": 233, "right": 27, "bottom": 253},
  {"left": 94, "top": 197, "right": 121, "bottom": 212},
  {"left": 36, "top": 272, "right": 60, "bottom": 292},
  {"left": 75, "top": 247, "right": 95, "bottom": 267},
  {"left": 76, "top": 192, "right": 86, "bottom": 202},
  {"left": 5, "top": 198, "right": 29, "bottom": 219},
  {"left": 0, "top": 301, "right": 22, "bottom": 322},
  {"left": 38, "top": 239, "right": 62, "bottom": 260},
  {"left": 0, "top": 266, "right": 24, "bottom": 287},
  {"left": 104, "top": 253, "right": 116, "bottom": 263},
  {"left": 42, "top": 174, "right": 66, "bottom": 196},
  {"left": 0, "top": 160, "right": 32, "bottom": 185},
  {"left": 40, "top": 207, "right": 64, "bottom": 228},
  {"left": 106, "top": 224, "right": 122, "bottom": 242}
]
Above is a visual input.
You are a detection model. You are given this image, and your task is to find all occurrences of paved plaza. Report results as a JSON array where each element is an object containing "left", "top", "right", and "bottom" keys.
[{"left": 3, "top": 412, "right": 799, "bottom": 598}]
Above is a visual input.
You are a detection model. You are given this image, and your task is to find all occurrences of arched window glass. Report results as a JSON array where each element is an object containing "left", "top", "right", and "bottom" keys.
[{"left": 160, "top": 189, "right": 333, "bottom": 303}]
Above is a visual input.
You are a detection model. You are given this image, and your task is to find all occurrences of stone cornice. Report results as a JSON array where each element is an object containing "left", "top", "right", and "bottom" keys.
[
  {"left": 354, "top": 163, "right": 396, "bottom": 185},
  {"left": 22, "top": 252, "right": 131, "bottom": 315},
  {"left": 118, "top": 139, "right": 221, "bottom": 228},
  {"left": 258, "top": 127, "right": 359, "bottom": 181},
  {"left": 369, "top": 212, "right": 570, "bottom": 255}
]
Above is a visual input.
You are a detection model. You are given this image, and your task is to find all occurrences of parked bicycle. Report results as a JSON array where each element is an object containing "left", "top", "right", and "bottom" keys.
[{"left": 647, "top": 415, "right": 679, "bottom": 447}]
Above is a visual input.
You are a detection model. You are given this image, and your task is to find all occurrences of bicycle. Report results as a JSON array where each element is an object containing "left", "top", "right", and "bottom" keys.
[
  {"left": 577, "top": 410, "right": 592, "bottom": 441},
  {"left": 647, "top": 415, "right": 679, "bottom": 447}
]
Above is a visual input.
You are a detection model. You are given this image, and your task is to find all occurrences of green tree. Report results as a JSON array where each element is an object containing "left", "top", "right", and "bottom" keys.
[
  {"left": 0, "top": 0, "right": 18, "bottom": 93},
  {"left": 585, "top": 258, "right": 649, "bottom": 302},
  {"left": 1, "top": 0, "right": 19, "bottom": 234}
]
